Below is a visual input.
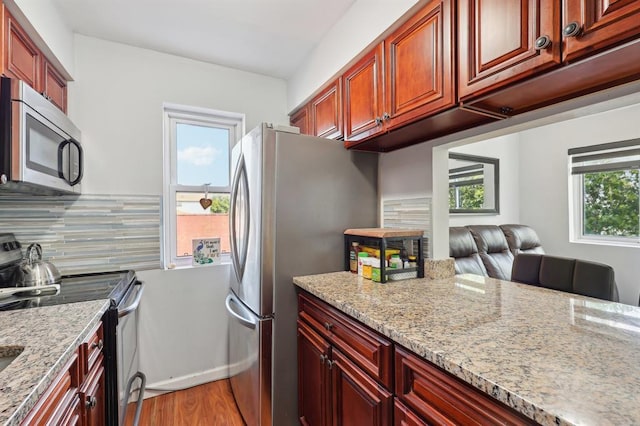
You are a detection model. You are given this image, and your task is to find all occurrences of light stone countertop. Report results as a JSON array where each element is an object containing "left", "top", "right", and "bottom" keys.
[
  {"left": 0, "top": 300, "right": 110, "bottom": 426},
  {"left": 293, "top": 271, "right": 640, "bottom": 426}
]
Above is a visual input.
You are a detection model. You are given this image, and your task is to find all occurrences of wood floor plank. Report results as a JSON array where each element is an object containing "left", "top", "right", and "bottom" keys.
[{"left": 124, "top": 379, "right": 245, "bottom": 426}]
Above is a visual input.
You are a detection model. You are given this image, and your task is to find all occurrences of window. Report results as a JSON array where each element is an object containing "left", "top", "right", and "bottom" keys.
[
  {"left": 569, "top": 139, "right": 640, "bottom": 246},
  {"left": 163, "top": 103, "right": 244, "bottom": 267}
]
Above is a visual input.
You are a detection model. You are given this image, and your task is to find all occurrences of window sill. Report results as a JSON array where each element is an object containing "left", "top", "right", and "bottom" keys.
[
  {"left": 165, "top": 255, "right": 232, "bottom": 270},
  {"left": 570, "top": 238, "right": 640, "bottom": 249}
]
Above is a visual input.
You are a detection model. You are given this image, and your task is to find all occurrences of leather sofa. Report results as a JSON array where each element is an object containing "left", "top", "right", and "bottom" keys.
[
  {"left": 511, "top": 253, "right": 619, "bottom": 302},
  {"left": 449, "top": 224, "right": 543, "bottom": 280}
]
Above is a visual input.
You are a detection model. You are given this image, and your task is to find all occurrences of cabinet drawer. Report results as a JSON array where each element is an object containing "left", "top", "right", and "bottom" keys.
[
  {"left": 298, "top": 293, "right": 393, "bottom": 388},
  {"left": 21, "top": 351, "right": 80, "bottom": 426},
  {"left": 81, "top": 322, "right": 104, "bottom": 377},
  {"left": 394, "top": 398, "right": 431, "bottom": 426},
  {"left": 395, "top": 347, "right": 533, "bottom": 425}
]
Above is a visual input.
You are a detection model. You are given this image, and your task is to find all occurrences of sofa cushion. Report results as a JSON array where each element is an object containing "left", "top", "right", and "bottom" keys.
[
  {"left": 573, "top": 260, "right": 619, "bottom": 302},
  {"left": 500, "top": 224, "right": 544, "bottom": 256},
  {"left": 511, "top": 253, "right": 542, "bottom": 285},
  {"left": 467, "top": 225, "right": 514, "bottom": 280},
  {"left": 449, "top": 227, "right": 487, "bottom": 276},
  {"left": 539, "top": 256, "right": 575, "bottom": 293}
]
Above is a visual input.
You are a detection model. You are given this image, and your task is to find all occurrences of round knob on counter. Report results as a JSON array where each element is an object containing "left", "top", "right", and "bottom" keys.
[
  {"left": 534, "top": 35, "right": 551, "bottom": 50},
  {"left": 563, "top": 22, "right": 582, "bottom": 37}
]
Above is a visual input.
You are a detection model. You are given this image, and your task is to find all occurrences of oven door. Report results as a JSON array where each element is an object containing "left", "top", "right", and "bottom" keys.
[{"left": 117, "top": 281, "right": 145, "bottom": 425}]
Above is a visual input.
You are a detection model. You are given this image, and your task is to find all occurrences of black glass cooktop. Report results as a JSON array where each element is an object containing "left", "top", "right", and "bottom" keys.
[{"left": 0, "top": 270, "right": 136, "bottom": 311}]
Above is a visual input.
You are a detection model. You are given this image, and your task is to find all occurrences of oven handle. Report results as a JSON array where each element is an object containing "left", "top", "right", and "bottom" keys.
[{"left": 118, "top": 282, "right": 144, "bottom": 318}]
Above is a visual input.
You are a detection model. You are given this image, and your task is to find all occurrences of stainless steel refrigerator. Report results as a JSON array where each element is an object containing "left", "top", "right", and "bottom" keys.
[{"left": 225, "top": 123, "right": 378, "bottom": 426}]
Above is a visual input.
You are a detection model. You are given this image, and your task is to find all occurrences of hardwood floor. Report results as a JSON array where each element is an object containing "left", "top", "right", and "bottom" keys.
[{"left": 124, "top": 379, "right": 245, "bottom": 426}]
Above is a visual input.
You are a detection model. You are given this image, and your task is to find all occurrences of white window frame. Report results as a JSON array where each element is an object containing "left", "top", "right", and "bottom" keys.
[
  {"left": 568, "top": 139, "right": 640, "bottom": 248},
  {"left": 162, "top": 103, "right": 245, "bottom": 268}
]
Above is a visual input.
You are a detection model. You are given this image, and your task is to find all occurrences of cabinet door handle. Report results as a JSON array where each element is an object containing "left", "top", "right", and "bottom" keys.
[
  {"left": 534, "top": 35, "right": 551, "bottom": 50},
  {"left": 320, "top": 354, "right": 326, "bottom": 364},
  {"left": 324, "top": 322, "right": 333, "bottom": 331},
  {"left": 382, "top": 112, "right": 390, "bottom": 121},
  {"left": 85, "top": 396, "right": 97, "bottom": 409},
  {"left": 91, "top": 339, "right": 104, "bottom": 350},
  {"left": 375, "top": 117, "right": 382, "bottom": 125},
  {"left": 563, "top": 21, "right": 581, "bottom": 38}
]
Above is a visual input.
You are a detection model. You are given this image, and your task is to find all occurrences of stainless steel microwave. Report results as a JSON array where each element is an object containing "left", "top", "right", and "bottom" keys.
[{"left": 0, "top": 76, "right": 83, "bottom": 194}]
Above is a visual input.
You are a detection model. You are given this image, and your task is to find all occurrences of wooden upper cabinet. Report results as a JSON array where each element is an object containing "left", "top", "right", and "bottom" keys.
[
  {"left": 290, "top": 104, "right": 311, "bottom": 135},
  {"left": 385, "top": 0, "right": 455, "bottom": 130},
  {"left": 42, "top": 59, "right": 68, "bottom": 113},
  {"left": 343, "top": 43, "right": 385, "bottom": 142},
  {"left": 562, "top": 0, "right": 640, "bottom": 62},
  {"left": 4, "top": 9, "right": 40, "bottom": 88},
  {"left": 310, "top": 78, "right": 343, "bottom": 139},
  {"left": 458, "top": 0, "right": 562, "bottom": 101}
]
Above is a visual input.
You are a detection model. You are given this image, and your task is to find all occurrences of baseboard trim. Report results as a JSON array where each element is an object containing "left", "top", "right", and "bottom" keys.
[{"left": 142, "top": 365, "right": 230, "bottom": 399}]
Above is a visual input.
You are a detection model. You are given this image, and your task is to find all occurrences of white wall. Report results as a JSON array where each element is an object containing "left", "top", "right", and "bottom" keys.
[
  {"left": 70, "top": 35, "right": 288, "bottom": 195},
  {"left": 448, "top": 134, "right": 520, "bottom": 226},
  {"left": 136, "top": 266, "right": 232, "bottom": 394},
  {"left": 71, "top": 35, "right": 288, "bottom": 389},
  {"left": 287, "top": 0, "right": 419, "bottom": 110},
  {"left": 379, "top": 140, "right": 433, "bottom": 201},
  {"left": 519, "top": 103, "right": 640, "bottom": 306},
  {"left": 8, "top": 0, "right": 75, "bottom": 77}
]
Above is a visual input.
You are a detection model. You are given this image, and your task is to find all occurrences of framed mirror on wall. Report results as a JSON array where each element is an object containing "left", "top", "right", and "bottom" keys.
[{"left": 449, "top": 153, "right": 500, "bottom": 214}]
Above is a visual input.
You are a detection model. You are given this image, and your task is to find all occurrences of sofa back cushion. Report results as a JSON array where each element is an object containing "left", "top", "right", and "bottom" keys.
[
  {"left": 573, "top": 260, "right": 619, "bottom": 302},
  {"left": 500, "top": 224, "right": 544, "bottom": 256},
  {"left": 449, "top": 227, "right": 488, "bottom": 276},
  {"left": 467, "top": 225, "right": 514, "bottom": 280},
  {"left": 511, "top": 253, "right": 542, "bottom": 285},
  {"left": 539, "top": 256, "right": 576, "bottom": 293}
]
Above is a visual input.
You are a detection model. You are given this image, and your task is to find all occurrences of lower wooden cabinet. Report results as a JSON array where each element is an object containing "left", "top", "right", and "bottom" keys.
[
  {"left": 331, "top": 349, "right": 392, "bottom": 426},
  {"left": 298, "top": 292, "right": 537, "bottom": 426},
  {"left": 22, "top": 321, "right": 106, "bottom": 426}
]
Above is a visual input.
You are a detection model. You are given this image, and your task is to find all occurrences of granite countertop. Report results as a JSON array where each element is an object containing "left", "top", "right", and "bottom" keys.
[
  {"left": 0, "top": 300, "right": 110, "bottom": 426},
  {"left": 293, "top": 271, "right": 640, "bottom": 426}
]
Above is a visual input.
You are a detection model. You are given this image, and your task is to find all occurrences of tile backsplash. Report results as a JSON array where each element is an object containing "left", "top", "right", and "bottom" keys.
[
  {"left": 383, "top": 197, "right": 432, "bottom": 258},
  {"left": 0, "top": 194, "right": 161, "bottom": 275}
]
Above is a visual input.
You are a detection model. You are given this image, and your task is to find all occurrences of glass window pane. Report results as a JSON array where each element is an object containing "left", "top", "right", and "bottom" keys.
[
  {"left": 175, "top": 192, "right": 230, "bottom": 257},
  {"left": 176, "top": 124, "right": 230, "bottom": 187},
  {"left": 582, "top": 169, "right": 639, "bottom": 237}
]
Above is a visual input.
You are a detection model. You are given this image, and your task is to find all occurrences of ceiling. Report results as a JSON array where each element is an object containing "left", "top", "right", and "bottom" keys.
[{"left": 51, "top": 0, "right": 357, "bottom": 79}]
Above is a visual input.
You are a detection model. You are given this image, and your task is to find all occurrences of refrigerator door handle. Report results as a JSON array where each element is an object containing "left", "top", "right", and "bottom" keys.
[
  {"left": 225, "top": 293, "right": 257, "bottom": 329},
  {"left": 229, "top": 155, "right": 250, "bottom": 284}
]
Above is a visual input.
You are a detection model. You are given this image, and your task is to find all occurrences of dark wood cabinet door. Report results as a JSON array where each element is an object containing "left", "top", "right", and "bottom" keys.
[
  {"left": 562, "top": 0, "right": 640, "bottom": 62},
  {"left": 458, "top": 0, "right": 562, "bottom": 101},
  {"left": 393, "top": 399, "right": 430, "bottom": 426},
  {"left": 4, "top": 10, "right": 40, "bottom": 88},
  {"left": 312, "top": 78, "right": 343, "bottom": 139},
  {"left": 290, "top": 105, "right": 311, "bottom": 135},
  {"left": 331, "top": 349, "right": 393, "bottom": 426},
  {"left": 385, "top": 0, "right": 455, "bottom": 130},
  {"left": 80, "top": 361, "right": 106, "bottom": 426},
  {"left": 298, "top": 320, "right": 331, "bottom": 426},
  {"left": 343, "top": 43, "right": 385, "bottom": 142},
  {"left": 42, "top": 59, "right": 67, "bottom": 112}
]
